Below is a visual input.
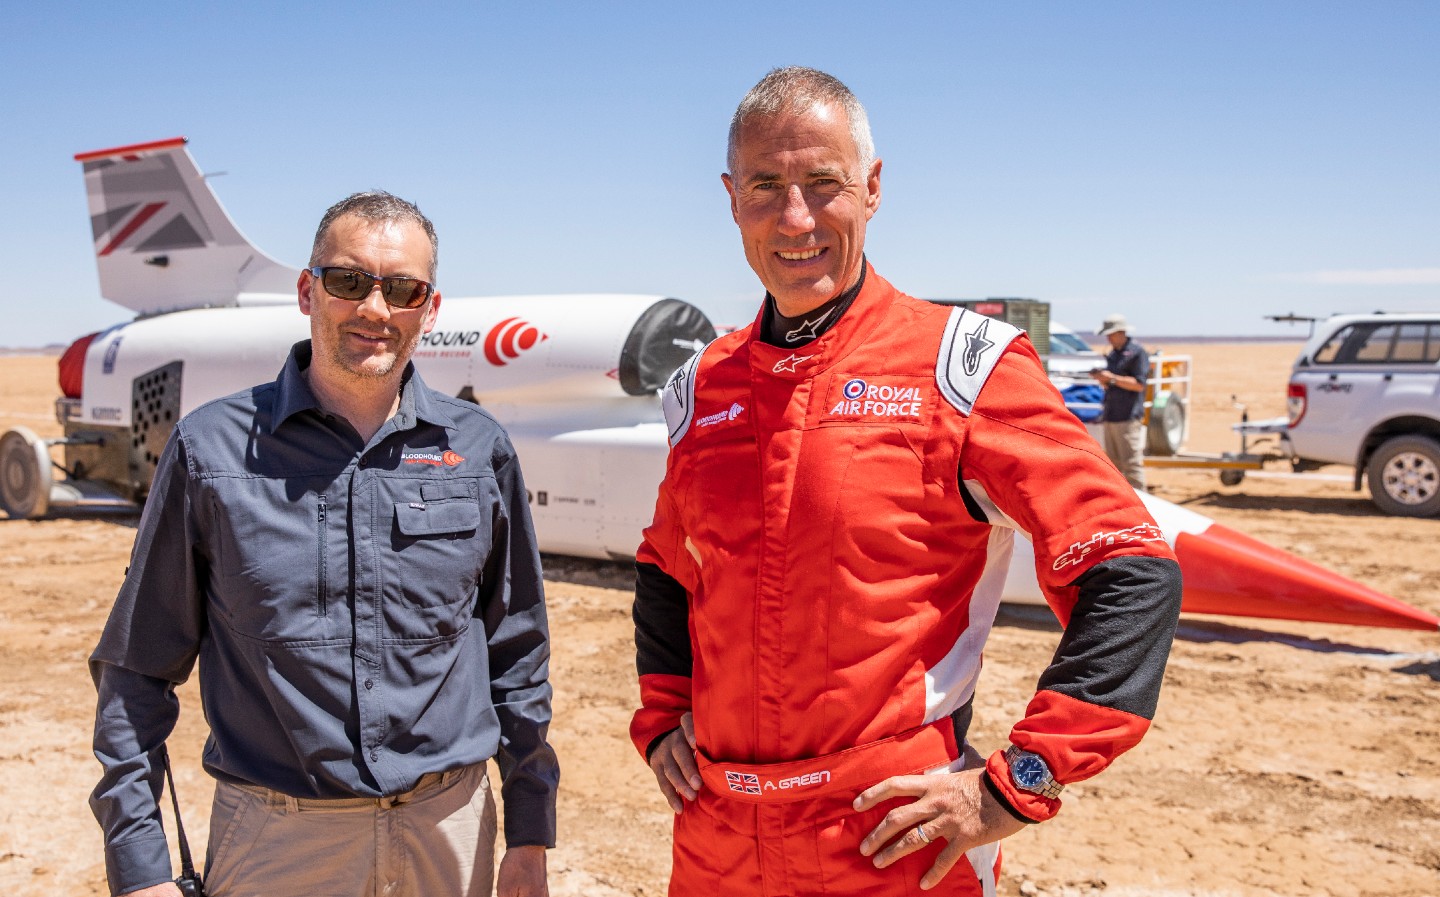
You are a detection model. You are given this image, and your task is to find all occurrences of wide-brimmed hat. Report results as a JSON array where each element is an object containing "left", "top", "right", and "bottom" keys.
[{"left": 1097, "top": 313, "right": 1132, "bottom": 337}]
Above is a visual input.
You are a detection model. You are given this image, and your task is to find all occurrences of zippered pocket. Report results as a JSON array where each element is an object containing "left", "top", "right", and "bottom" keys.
[{"left": 316, "top": 494, "right": 328, "bottom": 616}]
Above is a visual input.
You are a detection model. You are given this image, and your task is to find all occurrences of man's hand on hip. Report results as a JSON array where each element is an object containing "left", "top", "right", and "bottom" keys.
[
  {"left": 497, "top": 844, "right": 548, "bottom": 897},
  {"left": 647, "top": 711, "right": 701, "bottom": 813},
  {"left": 853, "top": 766, "right": 1028, "bottom": 891}
]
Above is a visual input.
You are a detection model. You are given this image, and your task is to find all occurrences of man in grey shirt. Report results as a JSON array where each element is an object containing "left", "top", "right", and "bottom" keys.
[{"left": 90, "top": 192, "right": 557, "bottom": 897}]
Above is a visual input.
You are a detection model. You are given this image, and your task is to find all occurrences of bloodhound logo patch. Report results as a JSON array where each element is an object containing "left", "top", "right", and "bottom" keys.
[
  {"left": 822, "top": 376, "right": 928, "bottom": 423},
  {"left": 696, "top": 402, "right": 745, "bottom": 429},
  {"left": 403, "top": 450, "right": 466, "bottom": 467}
]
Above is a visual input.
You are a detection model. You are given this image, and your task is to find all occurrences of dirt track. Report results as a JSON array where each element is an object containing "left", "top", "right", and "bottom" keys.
[{"left": 1, "top": 344, "right": 1436, "bottom": 897}]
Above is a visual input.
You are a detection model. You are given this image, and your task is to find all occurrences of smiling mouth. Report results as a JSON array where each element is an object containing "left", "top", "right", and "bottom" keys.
[{"left": 777, "top": 248, "right": 824, "bottom": 261}]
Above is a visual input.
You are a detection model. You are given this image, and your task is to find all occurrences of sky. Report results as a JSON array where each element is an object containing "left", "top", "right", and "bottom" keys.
[{"left": 3, "top": 1, "right": 1437, "bottom": 348}]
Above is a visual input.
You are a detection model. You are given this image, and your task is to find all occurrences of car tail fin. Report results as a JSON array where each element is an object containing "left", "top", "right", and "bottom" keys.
[{"left": 75, "top": 137, "right": 299, "bottom": 315}]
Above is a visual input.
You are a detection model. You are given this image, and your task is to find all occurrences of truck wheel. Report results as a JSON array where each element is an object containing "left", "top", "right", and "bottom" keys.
[
  {"left": 1146, "top": 392, "right": 1186, "bottom": 456},
  {"left": 1366, "top": 435, "right": 1440, "bottom": 517},
  {"left": 0, "top": 426, "right": 53, "bottom": 518}
]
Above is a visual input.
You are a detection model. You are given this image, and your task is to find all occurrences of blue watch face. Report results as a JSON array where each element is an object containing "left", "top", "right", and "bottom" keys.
[{"left": 1012, "top": 754, "right": 1050, "bottom": 790}]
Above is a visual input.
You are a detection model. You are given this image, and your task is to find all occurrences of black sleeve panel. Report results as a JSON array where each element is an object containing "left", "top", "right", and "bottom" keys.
[
  {"left": 634, "top": 561, "right": 693, "bottom": 677},
  {"left": 1037, "top": 555, "right": 1182, "bottom": 720}
]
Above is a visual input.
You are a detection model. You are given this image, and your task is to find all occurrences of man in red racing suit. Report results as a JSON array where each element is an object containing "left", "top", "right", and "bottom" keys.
[{"left": 632, "top": 67, "right": 1182, "bottom": 897}]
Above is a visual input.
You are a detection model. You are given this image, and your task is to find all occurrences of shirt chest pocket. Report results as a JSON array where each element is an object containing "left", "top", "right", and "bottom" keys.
[{"left": 389, "top": 480, "right": 488, "bottom": 608}]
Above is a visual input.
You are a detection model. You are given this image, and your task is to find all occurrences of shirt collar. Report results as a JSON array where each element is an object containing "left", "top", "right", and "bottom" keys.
[{"left": 268, "top": 340, "right": 457, "bottom": 434}]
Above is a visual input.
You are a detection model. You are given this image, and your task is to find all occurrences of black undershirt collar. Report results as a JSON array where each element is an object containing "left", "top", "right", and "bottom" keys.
[{"left": 759, "top": 260, "right": 868, "bottom": 348}]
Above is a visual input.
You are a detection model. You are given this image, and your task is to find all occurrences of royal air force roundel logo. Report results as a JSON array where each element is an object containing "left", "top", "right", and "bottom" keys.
[{"left": 824, "top": 375, "right": 927, "bottom": 423}]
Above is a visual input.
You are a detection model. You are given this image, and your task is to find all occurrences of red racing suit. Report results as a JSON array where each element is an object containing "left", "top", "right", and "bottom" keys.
[{"left": 632, "top": 267, "right": 1182, "bottom": 896}]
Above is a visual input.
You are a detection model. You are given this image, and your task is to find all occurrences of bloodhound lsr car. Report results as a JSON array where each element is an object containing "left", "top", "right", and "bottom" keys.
[
  {"left": 3, "top": 138, "right": 714, "bottom": 562},
  {"left": 1, "top": 138, "right": 1434, "bottom": 632}
]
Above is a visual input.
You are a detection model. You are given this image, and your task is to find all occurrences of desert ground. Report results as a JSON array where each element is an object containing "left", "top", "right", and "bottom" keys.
[{"left": 1, "top": 341, "right": 1436, "bottom": 897}]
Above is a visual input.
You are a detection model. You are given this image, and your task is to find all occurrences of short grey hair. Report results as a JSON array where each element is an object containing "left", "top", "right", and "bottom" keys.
[
  {"left": 727, "top": 67, "right": 875, "bottom": 177},
  {"left": 310, "top": 191, "right": 438, "bottom": 281}
]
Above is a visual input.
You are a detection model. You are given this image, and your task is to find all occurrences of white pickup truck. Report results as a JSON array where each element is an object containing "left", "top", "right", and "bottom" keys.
[{"left": 1282, "top": 312, "right": 1440, "bottom": 516}]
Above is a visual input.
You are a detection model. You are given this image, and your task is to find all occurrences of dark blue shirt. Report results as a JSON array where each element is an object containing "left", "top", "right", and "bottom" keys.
[
  {"left": 90, "top": 342, "right": 558, "bottom": 895},
  {"left": 1101, "top": 338, "right": 1149, "bottom": 422}
]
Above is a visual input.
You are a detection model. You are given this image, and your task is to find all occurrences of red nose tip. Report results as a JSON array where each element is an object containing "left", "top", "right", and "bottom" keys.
[{"left": 1174, "top": 522, "right": 1440, "bottom": 632}]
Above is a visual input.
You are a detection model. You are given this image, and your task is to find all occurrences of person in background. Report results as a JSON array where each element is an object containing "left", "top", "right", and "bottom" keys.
[
  {"left": 1091, "top": 313, "right": 1150, "bottom": 490},
  {"left": 89, "top": 191, "right": 557, "bottom": 897}
]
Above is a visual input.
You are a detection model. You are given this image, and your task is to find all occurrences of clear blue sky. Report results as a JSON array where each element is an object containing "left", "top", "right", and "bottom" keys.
[{"left": 4, "top": 1, "right": 1437, "bottom": 347}]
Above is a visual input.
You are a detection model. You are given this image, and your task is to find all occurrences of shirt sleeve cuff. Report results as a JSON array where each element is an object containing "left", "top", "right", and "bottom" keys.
[
  {"left": 105, "top": 834, "right": 173, "bottom": 896},
  {"left": 984, "top": 749, "right": 1062, "bottom": 823},
  {"left": 500, "top": 790, "right": 558, "bottom": 849}
]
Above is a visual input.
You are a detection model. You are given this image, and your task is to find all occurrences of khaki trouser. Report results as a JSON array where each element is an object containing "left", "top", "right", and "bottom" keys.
[
  {"left": 204, "top": 763, "right": 497, "bottom": 897},
  {"left": 1103, "top": 418, "right": 1147, "bottom": 489}
]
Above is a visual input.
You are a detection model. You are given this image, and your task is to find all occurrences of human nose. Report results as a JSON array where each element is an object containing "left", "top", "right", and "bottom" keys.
[
  {"left": 355, "top": 284, "right": 391, "bottom": 320},
  {"left": 777, "top": 185, "right": 815, "bottom": 236}
]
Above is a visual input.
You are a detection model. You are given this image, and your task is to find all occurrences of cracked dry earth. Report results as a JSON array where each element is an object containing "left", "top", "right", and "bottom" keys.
[{"left": 1, "top": 345, "right": 1436, "bottom": 897}]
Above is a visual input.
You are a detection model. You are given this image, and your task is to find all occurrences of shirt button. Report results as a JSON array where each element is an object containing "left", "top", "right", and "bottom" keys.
[
  {"left": 364, "top": 679, "right": 374, "bottom": 690},
  {"left": 370, "top": 750, "right": 380, "bottom": 762}
]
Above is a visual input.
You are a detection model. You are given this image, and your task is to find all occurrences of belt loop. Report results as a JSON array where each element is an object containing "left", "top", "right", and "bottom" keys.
[{"left": 283, "top": 793, "right": 299, "bottom": 813}]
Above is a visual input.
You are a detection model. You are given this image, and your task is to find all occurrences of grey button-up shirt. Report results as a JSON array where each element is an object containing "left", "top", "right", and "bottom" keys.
[{"left": 90, "top": 342, "right": 559, "bottom": 895}]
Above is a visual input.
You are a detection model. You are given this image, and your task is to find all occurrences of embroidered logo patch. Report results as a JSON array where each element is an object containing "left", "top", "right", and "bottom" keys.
[
  {"left": 823, "top": 376, "right": 927, "bottom": 423},
  {"left": 696, "top": 402, "right": 745, "bottom": 429},
  {"left": 403, "top": 451, "right": 466, "bottom": 467},
  {"left": 963, "top": 317, "right": 995, "bottom": 377},
  {"left": 726, "top": 771, "right": 761, "bottom": 794},
  {"left": 1052, "top": 523, "right": 1166, "bottom": 571},
  {"left": 773, "top": 353, "right": 810, "bottom": 374},
  {"left": 724, "top": 769, "right": 833, "bottom": 794}
]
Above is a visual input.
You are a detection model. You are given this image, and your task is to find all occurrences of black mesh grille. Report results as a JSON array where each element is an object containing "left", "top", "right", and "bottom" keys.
[
  {"left": 618, "top": 299, "right": 717, "bottom": 396},
  {"left": 131, "top": 361, "right": 183, "bottom": 482}
]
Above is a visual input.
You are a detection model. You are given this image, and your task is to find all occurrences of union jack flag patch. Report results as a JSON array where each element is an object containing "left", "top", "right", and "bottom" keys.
[{"left": 725, "top": 771, "right": 761, "bottom": 794}]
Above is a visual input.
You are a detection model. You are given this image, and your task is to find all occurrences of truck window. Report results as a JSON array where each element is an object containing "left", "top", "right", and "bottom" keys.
[
  {"left": 1393, "top": 323, "right": 1428, "bottom": 362},
  {"left": 1353, "top": 324, "right": 1397, "bottom": 362},
  {"left": 1313, "top": 326, "right": 1356, "bottom": 363}
]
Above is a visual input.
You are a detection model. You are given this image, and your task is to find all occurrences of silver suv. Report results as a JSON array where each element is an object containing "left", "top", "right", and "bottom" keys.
[{"left": 1284, "top": 313, "right": 1440, "bottom": 516}]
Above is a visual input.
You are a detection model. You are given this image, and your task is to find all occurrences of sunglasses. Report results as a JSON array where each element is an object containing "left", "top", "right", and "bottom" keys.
[{"left": 308, "top": 266, "right": 434, "bottom": 310}]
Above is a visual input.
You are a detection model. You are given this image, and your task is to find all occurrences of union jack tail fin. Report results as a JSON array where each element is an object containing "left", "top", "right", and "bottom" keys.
[{"left": 75, "top": 137, "right": 299, "bottom": 315}]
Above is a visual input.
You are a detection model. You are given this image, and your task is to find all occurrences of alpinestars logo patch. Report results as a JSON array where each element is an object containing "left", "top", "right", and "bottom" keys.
[
  {"left": 1052, "top": 523, "right": 1166, "bottom": 570},
  {"left": 773, "top": 353, "right": 810, "bottom": 373},
  {"left": 963, "top": 317, "right": 995, "bottom": 377},
  {"left": 785, "top": 309, "right": 833, "bottom": 343}
]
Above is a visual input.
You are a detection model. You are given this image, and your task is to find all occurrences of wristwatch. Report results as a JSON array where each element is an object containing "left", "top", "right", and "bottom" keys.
[{"left": 1003, "top": 745, "right": 1064, "bottom": 799}]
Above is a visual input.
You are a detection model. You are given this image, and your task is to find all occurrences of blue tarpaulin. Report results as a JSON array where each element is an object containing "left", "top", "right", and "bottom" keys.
[{"left": 1061, "top": 383, "right": 1104, "bottom": 422}]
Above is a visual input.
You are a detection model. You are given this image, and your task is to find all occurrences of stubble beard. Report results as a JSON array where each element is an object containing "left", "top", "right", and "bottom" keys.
[{"left": 324, "top": 325, "right": 423, "bottom": 383}]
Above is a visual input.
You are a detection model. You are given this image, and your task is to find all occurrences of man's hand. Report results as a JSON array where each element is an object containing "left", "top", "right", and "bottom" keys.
[
  {"left": 496, "top": 844, "right": 547, "bottom": 897},
  {"left": 120, "top": 883, "right": 182, "bottom": 897},
  {"left": 647, "top": 711, "right": 700, "bottom": 813},
  {"left": 853, "top": 767, "right": 1028, "bottom": 891}
]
